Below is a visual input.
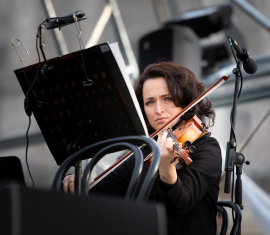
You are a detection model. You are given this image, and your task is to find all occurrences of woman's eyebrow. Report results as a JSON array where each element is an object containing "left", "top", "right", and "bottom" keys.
[
  {"left": 144, "top": 96, "right": 154, "bottom": 101},
  {"left": 161, "top": 93, "right": 170, "bottom": 97},
  {"left": 144, "top": 93, "right": 170, "bottom": 100}
]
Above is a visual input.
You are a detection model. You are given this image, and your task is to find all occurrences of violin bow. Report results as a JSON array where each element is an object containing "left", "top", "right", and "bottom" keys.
[{"left": 88, "top": 75, "right": 230, "bottom": 189}]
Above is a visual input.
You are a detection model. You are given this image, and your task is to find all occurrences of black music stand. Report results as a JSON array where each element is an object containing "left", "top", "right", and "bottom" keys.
[{"left": 14, "top": 43, "right": 147, "bottom": 166}]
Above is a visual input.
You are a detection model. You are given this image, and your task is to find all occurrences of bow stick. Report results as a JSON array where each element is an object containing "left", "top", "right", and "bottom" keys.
[{"left": 88, "top": 75, "right": 230, "bottom": 189}]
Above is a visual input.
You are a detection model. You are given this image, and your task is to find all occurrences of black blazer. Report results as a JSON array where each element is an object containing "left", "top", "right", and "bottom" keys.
[{"left": 90, "top": 135, "right": 222, "bottom": 235}]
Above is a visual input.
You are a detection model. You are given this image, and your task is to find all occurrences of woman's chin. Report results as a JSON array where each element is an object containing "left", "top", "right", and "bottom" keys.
[{"left": 154, "top": 123, "right": 164, "bottom": 130}]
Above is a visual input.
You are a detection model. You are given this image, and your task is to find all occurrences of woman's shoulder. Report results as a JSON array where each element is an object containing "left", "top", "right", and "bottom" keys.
[
  {"left": 193, "top": 134, "right": 220, "bottom": 149},
  {"left": 191, "top": 134, "right": 222, "bottom": 163},
  {"left": 186, "top": 135, "right": 222, "bottom": 176}
]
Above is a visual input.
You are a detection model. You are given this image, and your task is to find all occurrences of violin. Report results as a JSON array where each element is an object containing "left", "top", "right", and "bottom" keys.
[
  {"left": 88, "top": 75, "right": 230, "bottom": 190},
  {"left": 144, "top": 114, "right": 207, "bottom": 166}
]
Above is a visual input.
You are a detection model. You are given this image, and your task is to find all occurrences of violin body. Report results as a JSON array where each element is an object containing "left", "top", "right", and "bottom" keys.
[
  {"left": 144, "top": 114, "right": 205, "bottom": 166},
  {"left": 173, "top": 114, "right": 203, "bottom": 146}
]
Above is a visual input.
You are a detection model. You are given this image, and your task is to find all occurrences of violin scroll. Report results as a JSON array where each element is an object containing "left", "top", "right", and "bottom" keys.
[{"left": 170, "top": 140, "right": 195, "bottom": 165}]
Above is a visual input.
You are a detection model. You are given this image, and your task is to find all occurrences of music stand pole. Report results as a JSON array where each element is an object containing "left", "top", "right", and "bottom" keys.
[{"left": 74, "top": 160, "right": 82, "bottom": 194}]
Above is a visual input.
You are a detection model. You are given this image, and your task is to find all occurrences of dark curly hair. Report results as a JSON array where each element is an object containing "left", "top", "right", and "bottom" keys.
[{"left": 134, "top": 62, "right": 215, "bottom": 133}]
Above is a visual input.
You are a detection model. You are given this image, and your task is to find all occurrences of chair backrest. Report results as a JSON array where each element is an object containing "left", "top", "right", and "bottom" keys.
[
  {"left": 52, "top": 136, "right": 161, "bottom": 203},
  {"left": 81, "top": 141, "right": 144, "bottom": 201},
  {"left": 217, "top": 201, "right": 242, "bottom": 235},
  {"left": 217, "top": 205, "right": 228, "bottom": 235}
]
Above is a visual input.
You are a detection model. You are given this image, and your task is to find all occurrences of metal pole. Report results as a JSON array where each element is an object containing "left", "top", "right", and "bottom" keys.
[
  {"left": 85, "top": 4, "right": 112, "bottom": 48},
  {"left": 230, "top": 0, "right": 270, "bottom": 31},
  {"left": 106, "top": 0, "right": 139, "bottom": 82},
  {"left": 151, "top": 0, "right": 174, "bottom": 23}
]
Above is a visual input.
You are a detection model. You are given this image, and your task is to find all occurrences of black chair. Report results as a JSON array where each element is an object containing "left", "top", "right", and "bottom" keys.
[
  {"left": 81, "top": 141, "right": 144, "bottom": 200},
  {"left": 52, "top": 135, "right": 161, "bottom": 203},
  {"left": 217, "top": 205, "right": 228, "bottom": 235},
  {"left": 217, "top": 201, "right": 242, "bottom": 235}
]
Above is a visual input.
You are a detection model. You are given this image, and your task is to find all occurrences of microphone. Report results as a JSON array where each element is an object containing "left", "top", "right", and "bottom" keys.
[
  {"left": 45, "top": 11, "right": 87, "bottom": 30},
  {"left": 228, "top": 36, "right": 257, "bottom": 74}
]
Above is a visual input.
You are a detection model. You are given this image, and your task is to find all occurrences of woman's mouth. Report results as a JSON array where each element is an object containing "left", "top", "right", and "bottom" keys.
[{"left": 156, "top": 117, "right": 167, "bottom": 123}]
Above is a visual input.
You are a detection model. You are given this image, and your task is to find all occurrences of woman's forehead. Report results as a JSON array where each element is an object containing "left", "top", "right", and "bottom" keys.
[{"left": 142, "top": 77, "right": 169, "bottom": 98}]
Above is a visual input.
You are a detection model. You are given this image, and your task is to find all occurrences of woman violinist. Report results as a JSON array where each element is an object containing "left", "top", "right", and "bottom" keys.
[{"left": 63, "top": 62, "right": 222, "bottom": 235}]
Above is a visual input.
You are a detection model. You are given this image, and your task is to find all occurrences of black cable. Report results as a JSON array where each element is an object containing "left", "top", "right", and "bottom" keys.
[
  {"left": 25, "top": 22, "right": 45, "bottom": 97},
  {"left": 229, "top": 42, "right": 238, "bottom": 223},
  {"left": 25, "top": 116, "right": 34, "bottom": 188},
  {"left": 229, "top": 43, "right": 244, "bottom": 143},
  {"left": 230, "top": 110, "right": 237, "bottom": 145},
  {"left": 24, "top": 22, "right": 44, "bottom": 111},
  {"left": 229, "top": 45, "right": 243, "bottom": 99},
  {"left": 23, "top": 21, "right": 45, "bottom": 188},
  {"left": 231, "top": 162, "right": 235, "bottom": 221}
]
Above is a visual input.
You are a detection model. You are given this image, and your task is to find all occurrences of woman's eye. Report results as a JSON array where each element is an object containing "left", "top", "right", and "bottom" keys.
[
  {"left": 145, "top": 100, "right": 154, "bottom": 105},
  {"left": 165, "top": 97, "right": 173, "bottom": 101}
]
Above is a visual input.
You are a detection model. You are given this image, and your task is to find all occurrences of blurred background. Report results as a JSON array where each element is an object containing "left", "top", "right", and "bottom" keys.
[{"left": 0, "top": 0, "right": 270, "bottom": 234}]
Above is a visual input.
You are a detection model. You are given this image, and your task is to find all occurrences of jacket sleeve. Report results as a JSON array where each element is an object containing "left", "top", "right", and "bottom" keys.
[{"left": 157, "top": 136, "right": 222, "bottom": 215}]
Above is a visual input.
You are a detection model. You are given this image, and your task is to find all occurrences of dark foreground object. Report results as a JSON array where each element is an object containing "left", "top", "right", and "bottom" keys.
[{"left": 0, "top": 186, "right": 167, "bottom": 235}]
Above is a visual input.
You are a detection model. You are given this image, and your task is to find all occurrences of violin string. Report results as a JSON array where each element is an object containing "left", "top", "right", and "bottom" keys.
[
  {"left": 167, "top": 129, "right": 188, "bottom": 164},
  {"left": 166, "top": 129, "right": 181, "bottom": 152}
]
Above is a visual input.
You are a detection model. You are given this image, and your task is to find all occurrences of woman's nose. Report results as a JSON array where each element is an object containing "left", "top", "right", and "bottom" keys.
[{"left": 155, "top": 102, "right": 164, "bottom": 114}]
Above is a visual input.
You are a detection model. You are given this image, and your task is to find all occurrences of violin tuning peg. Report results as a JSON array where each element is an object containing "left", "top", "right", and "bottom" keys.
[
  {"left": 183, "top": 140, "right": 191, "bottom": 148},
  {"left": 188, "top": 145, "right": 196, "bottom": 153},
  {"left": 201, "top": 122, "right": 209, "bottom": 132}
]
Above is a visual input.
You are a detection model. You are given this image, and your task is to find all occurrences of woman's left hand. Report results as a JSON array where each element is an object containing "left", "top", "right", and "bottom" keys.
[{"left": 157, "top": 131, "right": 179, "bottom": 185}]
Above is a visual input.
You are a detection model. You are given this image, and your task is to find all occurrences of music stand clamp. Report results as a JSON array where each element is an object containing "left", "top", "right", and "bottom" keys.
[{"left": 38, "top": 24, "right": 50, "bottom": 64}]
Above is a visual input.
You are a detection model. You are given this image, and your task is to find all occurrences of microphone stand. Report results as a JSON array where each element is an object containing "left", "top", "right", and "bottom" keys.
[{"left": 224, "top": 59, "right": 250, "bottom": 234}]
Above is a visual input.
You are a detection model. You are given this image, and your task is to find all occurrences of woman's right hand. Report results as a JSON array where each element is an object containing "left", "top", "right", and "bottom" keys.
[
  {"left": 157, "top": 131, "right": 178, "bottom": 185},
  {"left": 62, "top": 174, "right": 91, "bottom": 194}
]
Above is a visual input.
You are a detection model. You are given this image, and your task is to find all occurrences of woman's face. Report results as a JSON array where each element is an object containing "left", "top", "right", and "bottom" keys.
[{"left": 142, "top": 77, "right": 183, "bottom": 131}]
